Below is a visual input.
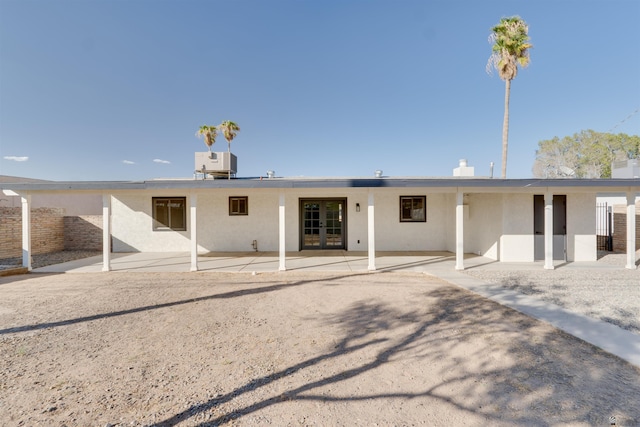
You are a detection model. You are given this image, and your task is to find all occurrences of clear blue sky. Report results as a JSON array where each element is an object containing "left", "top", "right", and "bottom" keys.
[{"left": 1, "top": 0, "right": 639, "bottom": 181}]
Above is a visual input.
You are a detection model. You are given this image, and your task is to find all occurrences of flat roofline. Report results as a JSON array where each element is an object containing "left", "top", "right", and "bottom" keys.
[{"left": 2, "top": 176, "right": 639, "bottom": 193}]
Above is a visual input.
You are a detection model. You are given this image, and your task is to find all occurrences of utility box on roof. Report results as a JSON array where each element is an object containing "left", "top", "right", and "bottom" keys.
[
  {"left": 195, "top": 152, "right": 237, "bottom": 178},
  {"left": 612, "top": 159, "right": 639, "bottom": 178}
]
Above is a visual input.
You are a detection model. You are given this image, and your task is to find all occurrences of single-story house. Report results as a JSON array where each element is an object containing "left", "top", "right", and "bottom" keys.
[{"left": 3, "top": 160, "right": 638, "bottom": 272}]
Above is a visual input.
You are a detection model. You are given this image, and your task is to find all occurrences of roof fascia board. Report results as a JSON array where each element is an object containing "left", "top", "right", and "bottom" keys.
[{"left": 1, "top": 178, "right": 638, "bottom": 193}]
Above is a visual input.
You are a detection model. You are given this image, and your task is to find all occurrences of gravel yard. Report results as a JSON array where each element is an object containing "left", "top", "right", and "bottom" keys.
[
  {"left": 0, "top": 250, "right": 102, "bottom": 271},
  {"left": 463, "top": 252, "right": 640, "bottom": 335}
]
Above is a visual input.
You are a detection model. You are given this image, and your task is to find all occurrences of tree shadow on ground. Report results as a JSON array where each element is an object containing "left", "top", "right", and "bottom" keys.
[
  {"left": 155, "top": 283, "right": 640, "bottom": 426},
  {"left": 0, "top": 273, "right": 367, "bottom": 335},
  {"left": 473, "top": 271, "right": 639, "bottom": 334}
]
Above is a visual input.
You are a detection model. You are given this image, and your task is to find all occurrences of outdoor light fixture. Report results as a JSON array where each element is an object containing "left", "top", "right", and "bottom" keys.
[{"left": 356, "top": 203, "right": 360, "bottom": 212}]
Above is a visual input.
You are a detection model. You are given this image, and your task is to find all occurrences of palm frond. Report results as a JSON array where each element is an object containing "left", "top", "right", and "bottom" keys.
[
  {"left": 486, "top": 16, "right": 532, "bottom": 80},
  {"left": 219, "top": 121, "right": 241, "bottom": 152},
  {"left": 196, "top": 125, "right": 218, "bottom": 151}
]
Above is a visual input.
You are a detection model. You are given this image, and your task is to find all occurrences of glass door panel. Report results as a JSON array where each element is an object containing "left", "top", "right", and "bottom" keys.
[
  {"left": 324, "top": 201, "right": 343, "bottom": 248},
  {"left": 303, "top": 202, "right": 321, "bottom": 248}
]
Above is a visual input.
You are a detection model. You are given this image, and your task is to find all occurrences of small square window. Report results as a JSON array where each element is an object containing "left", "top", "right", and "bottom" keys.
[
  {"left": 400, "top": 196, "right": 426, "bottom": 222},
  {"left": 229, "top": 196, "right": 248, "bottom": 215},
  {"left": 152, "top": 197, "right": 187, "bottom": 231}
]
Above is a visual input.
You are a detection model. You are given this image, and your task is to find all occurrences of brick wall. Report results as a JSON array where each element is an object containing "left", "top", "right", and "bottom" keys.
[
  {"left": 64, "top": 216, "right": 103, "bottom": 250},
  {"left": 0, "top": 207, "right": 21, "bottom": 258},
  {"left": 612, "top": 204, "right": 640, "bottom": 252},
  {"left": 0, "top": 207, "right": 65, "bottom": 258}
]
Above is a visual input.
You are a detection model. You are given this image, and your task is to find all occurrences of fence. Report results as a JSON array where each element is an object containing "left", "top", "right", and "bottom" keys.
[{"left": 596, "top": 203, "right": 613, "bottom": 251}]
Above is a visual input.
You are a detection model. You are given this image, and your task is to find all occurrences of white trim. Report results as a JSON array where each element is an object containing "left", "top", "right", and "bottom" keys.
[
  {"left": 279, "top": 192, "right": 286, "bottom": 271},
  {"left": 455, "top": 190, "right": 464, "bottom": 270},
  {"left": 368, "top": 191, "right": 376, "bottom": 271},
  {"left": 544, "top": 192, "right": 554, "bottom": 270},
  {"left": 190, "top": 193, "right": 198, "bottom": 272},
  {"left": 626, "top": 191, "right": 637, "bottom": 270},
  {"left": 21, "top": 194, "right": 31, "bottom": 271},
  {"left": 102, "top": 194, "right": 111, "bottom": 272}
]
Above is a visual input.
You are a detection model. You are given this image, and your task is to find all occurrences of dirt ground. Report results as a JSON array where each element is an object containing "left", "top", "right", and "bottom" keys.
[{"left": 1, "top": 271, "right": 639, "bottom": 426}]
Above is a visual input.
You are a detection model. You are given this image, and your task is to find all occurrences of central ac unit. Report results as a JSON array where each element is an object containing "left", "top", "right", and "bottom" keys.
[{"left": 195, "top": 152, "right": 237, "bottom": 178}]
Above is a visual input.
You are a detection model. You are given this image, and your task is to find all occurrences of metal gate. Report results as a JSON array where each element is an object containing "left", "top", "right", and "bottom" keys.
[{"left": 596, "top": 203, "right": 613, "bottom": 251}]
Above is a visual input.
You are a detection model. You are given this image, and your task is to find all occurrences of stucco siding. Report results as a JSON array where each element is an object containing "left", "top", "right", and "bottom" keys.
[
  {"left": 106, "top": 187, "right": 607, "bottom": 260},
  {"left": 111, "top": 193, "right": 191, "bottom": 252},
  {"left": 500, "top": 194, "right": 534, "bottom": 262},
  {"left": 466, "top": 193, "right": 502, "bottom": 260},
  {"left": 567, "top": 193, "right": 597, "bottom": 261},
  {"left": 372, "top": 191, "right": 448, "bottom": 251},
  {"left": 110, "top": 188, "right": 455, "bottom": 253},
  {"left": 197, "top": 190, "right": 279, "bottom": 252}
]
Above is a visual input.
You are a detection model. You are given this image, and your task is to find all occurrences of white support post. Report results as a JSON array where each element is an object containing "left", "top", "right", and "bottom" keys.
[
  {"left": 544, "top": 192, "right": 554, "bottom": 270},
  {"left": 21, "top": 194, "right": 32, "bottom": 271},
  {"left": 279, "top": 192, "right": 286, "bottom": 271},
  {"left": 367, "top": 191, "right": 376, "bottom": 271},
  {"left": 102, "top": 193, "right": 111, "bottom": 272},
  {"left": 190, "top": 193, "right": 198, "bottom": 272},
  {"left": 455, "top": 190, "right": 464, "bottom": 270},
  {"left": 626, "top": 191, "right": 637, "bottom": 270}
]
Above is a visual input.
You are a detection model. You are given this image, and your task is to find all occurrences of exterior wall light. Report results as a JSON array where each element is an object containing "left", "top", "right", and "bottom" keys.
[{"left": 356, "top": 203, "right": 360, "bottom": 212}]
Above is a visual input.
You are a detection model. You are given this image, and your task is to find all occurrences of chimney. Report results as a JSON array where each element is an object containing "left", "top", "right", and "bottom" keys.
[{"left": 453, "top": 159, "right": 474, "bottom": 177}]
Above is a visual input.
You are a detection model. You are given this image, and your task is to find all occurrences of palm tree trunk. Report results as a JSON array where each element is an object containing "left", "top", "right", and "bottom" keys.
[{"left": 501, "top": 79, "right": 511, "bottom": 178}]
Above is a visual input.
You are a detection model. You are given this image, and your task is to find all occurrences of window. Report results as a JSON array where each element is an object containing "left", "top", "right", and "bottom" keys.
[
  {"left": 152, "top": 197, "right": 186, "bottom": 231},
  {"left": 400, "top": 196, "right": 426, "bottom": 222},
  {"left": 229, "top": 196, "right": 248, "bottom": 215}
]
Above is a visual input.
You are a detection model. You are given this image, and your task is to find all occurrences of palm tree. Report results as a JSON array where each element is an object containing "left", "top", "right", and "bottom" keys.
[
  {"left": 195, "top": 125, "right": 218, "bottom": 155},
  {"left": 487, "top": 16, "right": 532, "bottom": 178},
  {"left": 218, "top": 121, "right": 240, "bottom": 153}
]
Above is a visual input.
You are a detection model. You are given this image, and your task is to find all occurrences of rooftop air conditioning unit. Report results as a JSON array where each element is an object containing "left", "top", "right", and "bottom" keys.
[
  {"left": 612, "top": 158, "right": 639, "bottom": 178},
  {"left": 195, "top": 152, "right": 237, "bottom": 178}
]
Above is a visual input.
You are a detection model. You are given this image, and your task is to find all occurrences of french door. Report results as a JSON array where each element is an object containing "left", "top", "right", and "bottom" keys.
[{"left": 300, "top": 199, "right": 346, "bottom": 250}]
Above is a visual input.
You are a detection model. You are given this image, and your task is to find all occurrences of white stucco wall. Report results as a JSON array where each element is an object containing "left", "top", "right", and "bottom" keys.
[
  {"left": 567, "top": 193, "right": 597, "bottom": 261},
  {"left": 372, "top": 190, "right": 449, "bottom": 251},
  {"left": 111, "top": 193, "right": 192, "bottom": 252},
  {"left": 465, "top": 193, "right": 503, "bottom": 260},
  {"left": 110, "top": 188, "right": 456, "bottom": 253},
  {"left": 108, "top": 187, "right": 601, "bottom": 261},
  {"left": 197, "top": 189, "right": 280, "bottom": 252},
  {"left": 500, "top": 194, "right": 534, "bottom": 262}
]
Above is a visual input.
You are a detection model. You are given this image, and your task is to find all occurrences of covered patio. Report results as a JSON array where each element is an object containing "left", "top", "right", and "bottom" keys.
[
  {"left": 3, "top": 177, "right": 638, "bottom": 273},
  {"left": 31, "top": 250, "right": 633, "bottom": 274}
]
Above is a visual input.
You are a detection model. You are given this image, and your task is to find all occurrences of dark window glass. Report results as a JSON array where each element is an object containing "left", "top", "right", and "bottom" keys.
[
  {"left": 229, "top": 196, "right": 248, "bottom": 215},
  {"left": 153, "top": 197, "right": 187, "bottom": 231},
  {"left": 400, "top": 196, "right": 426, "bottom": 222}
]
